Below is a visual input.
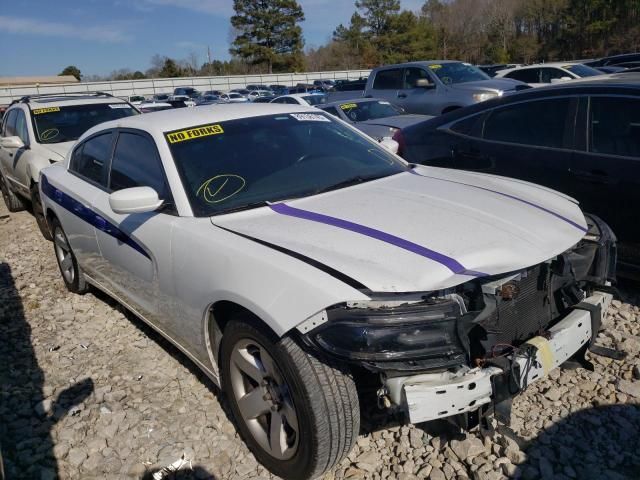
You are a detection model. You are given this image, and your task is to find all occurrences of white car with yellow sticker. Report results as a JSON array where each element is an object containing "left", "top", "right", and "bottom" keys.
[
  {"left": 39, "top": 103, "right": 616, "bottom": 480},
  {"left": 0, "top": 92, "right": 138, "bottom": 239}
]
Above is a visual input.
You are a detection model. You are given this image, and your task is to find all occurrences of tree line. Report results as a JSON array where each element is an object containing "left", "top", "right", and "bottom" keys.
[{"left": 60, "top": 0, "right": 640, "bottom": 81}]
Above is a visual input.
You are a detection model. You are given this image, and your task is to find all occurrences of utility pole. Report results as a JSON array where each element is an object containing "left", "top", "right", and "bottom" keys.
[{"left": 207, "top": 46, "right": 213, "bottom": 76}]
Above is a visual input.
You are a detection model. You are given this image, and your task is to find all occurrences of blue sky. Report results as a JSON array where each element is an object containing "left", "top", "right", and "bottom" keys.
[{"left": 0, "top": 0, "right": 425, "bottom": 77}]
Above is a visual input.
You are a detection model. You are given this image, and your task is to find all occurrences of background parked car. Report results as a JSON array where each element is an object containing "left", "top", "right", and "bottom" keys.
[
  {"left": 220, "top": 92, "right": 249, "bottom": 103},
  {"left": 313, "top": 79, "right": 336, "bottom": 91},
  {"left": 230, "top": 88, "right": 251, "bottom": 97},
  {"left": 585, "top": 52, "right": 640, "bottom": 67},
  {"left": 152, "top": 93, "right": 172, "bottom": 102},
  {"left": 195, "top": 94, "right": 222, "bottom": 106},
  {"left": 364, "top": 61, "right": 529, "bottom": 116},
  {"left": 269, "top": 85, "right": 289, "bottom": 95},
  {"left": 171, "top": 87, "right": 200, "bottom": 101},
  {"left": 270, "top": 93, "right": 327, "bottom": 106},
  {"left": 495, "top": 62, "right": 604, "bottom": 86},
  {"left": 318, "top": 98, "right": 432, "bottom": 142},
  {"left": 138, "top": 101, "right": 173, "bottom": 113},
  {"left": 0, "top": 93, "right": 138, "bottom": 238},
  {"left": 128, "top": 95, "right": 146, "bottom": 105},
  {"left": 248, "top": 90, "right": 275, "bottom": 101},
  {"left": 397, "top": 76, "right": 640, "bottom": 275},
  {"left": 477, "top": 63, "right": 521, "bottom": 77}
]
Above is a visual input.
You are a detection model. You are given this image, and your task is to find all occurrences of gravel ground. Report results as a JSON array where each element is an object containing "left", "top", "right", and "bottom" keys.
[{"left": 1, "top": 205, "right": 639, "bottom": 480}]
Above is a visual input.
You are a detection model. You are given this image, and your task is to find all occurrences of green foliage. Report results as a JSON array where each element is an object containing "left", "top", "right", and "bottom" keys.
[
  {"left": 230, "top": 0, "right": 305, "bottom": 73},
  {"left": 59, "top": 66, "right": 81, "bottom": 81},
  {"left": 158, "top": 58, "right": 183, "bottom": 78}
]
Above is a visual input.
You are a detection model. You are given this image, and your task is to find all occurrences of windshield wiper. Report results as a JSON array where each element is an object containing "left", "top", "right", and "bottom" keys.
[
  {"left": 211, "top": 201, "right": 270, "bottom": 216},
  {"left": 314, "top": 174, "right": 389, "bottom": 195}
]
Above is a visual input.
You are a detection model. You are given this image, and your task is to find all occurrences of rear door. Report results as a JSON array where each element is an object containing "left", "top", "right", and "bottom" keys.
[
  {"left": 366, "top": 67, "right": 403, "bottom": 104},
  {"left": 450, "top": 96, "right": 577, "bottom": 194},
  {"left": 570, "top": 95, "right": 640, "bottom": 266}
]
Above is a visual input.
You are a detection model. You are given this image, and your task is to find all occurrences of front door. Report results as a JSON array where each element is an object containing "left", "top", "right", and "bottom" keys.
[{"left": 91, "top": 130, "right": 176, "bottom": 331}]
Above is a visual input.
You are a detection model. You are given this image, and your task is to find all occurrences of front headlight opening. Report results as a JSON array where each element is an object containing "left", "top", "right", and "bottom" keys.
[
  {"left": 312, "top": 300, "right": 466, "bottom": 361},
  {"left": 473, "top": 92, "right": 499, "bottom": 102}
]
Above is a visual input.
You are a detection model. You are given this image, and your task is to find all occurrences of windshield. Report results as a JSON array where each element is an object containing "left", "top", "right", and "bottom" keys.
[
  {"left": 31, "top": 103, "right": 138, "bottom": 144},
  {"left": 338, "top": 100, "right": 403, "bottom": 121},
  {"left": 129, "top": 96, "right": 145, "bottom": 102},
  {"left": 566, "top": 64, "right": 602, "bottom": 77},
  {"left": 303, "top": 95, "right": 327, "bottom": 106},
  {"left": 166, "top": 113, "right": 407, "bottom": 216},
  {"left": 430, "top": 62, "right": 490, "bottom": 85}
]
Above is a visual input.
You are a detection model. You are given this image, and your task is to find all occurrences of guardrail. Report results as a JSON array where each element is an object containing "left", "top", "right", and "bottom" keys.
[{"left": 0, "top": 69, "right": 371, "bottom": 105}]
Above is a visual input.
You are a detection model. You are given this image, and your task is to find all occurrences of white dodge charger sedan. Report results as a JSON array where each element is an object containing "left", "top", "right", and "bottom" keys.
[{"left": 40, "top": 104, "right": 616, "bottom": 479}]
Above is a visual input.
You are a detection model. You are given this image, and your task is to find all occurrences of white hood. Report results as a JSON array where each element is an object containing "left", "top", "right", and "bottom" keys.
[
  {"left": 212, "top": 166, "right": 587, "bottom": 292},
  {"left": 41, "top": 141, "right": 75, "bottom": 161}
]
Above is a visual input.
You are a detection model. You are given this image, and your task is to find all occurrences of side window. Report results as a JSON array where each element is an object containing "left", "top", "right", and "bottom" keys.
[
  {"left": 321, "top": 106, "right": 340, "bottom": 117},
  {"left": 71, "top": 132, "right": 112, "bottom": 186},
  {"left": 109, "top": 132, "right": 168, "bottom": 197},
  {"left": 15, "top": 110, "right": 29, "bottom": 145},
  {"left": 540, "top": 68, "right": 567, "bottom": 83},
  {"left": 590, "top": 96, "right": 640, "bottom": 158},
  {"left": 372, "top": 68, "right": 403, "bottom": 90},
  {"left": 3, "top": 110, "right": 17, "bottom": 137},
  {"left": 449, "top": 113, "right": 485, "bottom": 137},
  {"left": 483, "top": 98, "right": 572, "bottom": 148},
  {"left": 403, "top": 68, "right": 430, "bottom": 89},
  {"left": 505, "top": 69, "right": 540, "bottom": 84}
]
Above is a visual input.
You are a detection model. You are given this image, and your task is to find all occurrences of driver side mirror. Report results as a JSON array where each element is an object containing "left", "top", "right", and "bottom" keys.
[
  {"left": 1, "top": 136, "right": 25, "bottom": 149},
  {"left": 109, "top": 186, "right": 164, "bottom": 214},
  {"left": 415, "top": 79, "right": 435, "bottom": 89}
]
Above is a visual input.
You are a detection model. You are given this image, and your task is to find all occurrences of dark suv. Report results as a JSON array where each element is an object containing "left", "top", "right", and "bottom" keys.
[{"left": 398, "top": 76, "right": 640, "bottom": 274}]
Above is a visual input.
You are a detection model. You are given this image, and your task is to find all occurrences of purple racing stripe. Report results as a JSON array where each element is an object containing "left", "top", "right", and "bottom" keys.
[
  {"left": 269, "top": 203, "right": 487, "bottom": 277},
  {"left": 409, "top": 169, "right": 588, "bottom": 233}
]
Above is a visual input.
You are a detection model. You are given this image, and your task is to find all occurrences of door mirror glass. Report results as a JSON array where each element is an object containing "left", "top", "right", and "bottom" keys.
[
  {"left": 0, "top": 136, "right": 25, "bottom": 149},
  {"left": 109, "top": 186, "right": 163, "bottom": 214}
]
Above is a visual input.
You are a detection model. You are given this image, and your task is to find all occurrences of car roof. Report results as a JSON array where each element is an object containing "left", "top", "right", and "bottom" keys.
[
  {"left": 321, "top": 98, "right": 384, "bottom": 108},
  {"left": 373, "top": 60, "right": 459, "bottom": 70},
  {"left": 12, "top": 94, "right": 129, "bottom": 109},
  {"left": 82, "top": 103, "right": 316, "bottom": 139}
]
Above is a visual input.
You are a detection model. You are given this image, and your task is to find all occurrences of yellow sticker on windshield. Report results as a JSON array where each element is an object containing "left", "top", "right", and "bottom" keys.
[
  {"left": 429, "top": 64, "right": 442, "bottom": 70},
  {"left": 340, "top": 103, "right": 358, "bottom": 110},
  {"left": 166, "top": 124, "right": 224, "bottom": 144},
  {"left": 32, "top": 107, "right": 61, "bottom": 115}
]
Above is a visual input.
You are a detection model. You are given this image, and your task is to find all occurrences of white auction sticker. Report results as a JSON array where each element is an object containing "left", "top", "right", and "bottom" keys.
[
  {"left": 290, "top": 113, "right": 330, "bottom": 122},
  {"left": 109, "top": 104, "right": 131, "bottom": 109}
]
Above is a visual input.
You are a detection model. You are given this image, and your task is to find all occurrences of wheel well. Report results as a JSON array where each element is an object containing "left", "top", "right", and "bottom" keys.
[
  {"left": 46, "top": 208, "right": 58, "bottom": 230},
  {"left": 210, "top": 301, "right": 277, "bottom": 338},
  {"left": 442, "top": 106, "right": 461, "bottom": 114}
]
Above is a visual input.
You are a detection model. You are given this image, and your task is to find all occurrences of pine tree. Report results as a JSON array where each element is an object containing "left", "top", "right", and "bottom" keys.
[{"left": 230, "top": 0, "right": 305, "bottom": 74}]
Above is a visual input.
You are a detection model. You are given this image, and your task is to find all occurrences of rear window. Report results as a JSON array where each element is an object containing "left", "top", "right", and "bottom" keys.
[
  {"left": 30, "top": 103, "right": 137, "bottom": 144},
  {"left": 505, "top": 69, "right": 540, "bottom": 84},
  {"left": 339, "top": 101, "right": 403, "bottom": 122}
]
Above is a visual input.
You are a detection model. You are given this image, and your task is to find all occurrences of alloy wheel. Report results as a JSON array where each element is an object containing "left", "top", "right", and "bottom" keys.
[{"left": 229, "top": 338, "right": 299, "bottom": 460}]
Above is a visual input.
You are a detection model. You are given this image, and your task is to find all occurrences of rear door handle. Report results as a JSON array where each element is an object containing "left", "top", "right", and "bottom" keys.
[{"left": 572, "top": 169, "right": 616, "bottom": 184}]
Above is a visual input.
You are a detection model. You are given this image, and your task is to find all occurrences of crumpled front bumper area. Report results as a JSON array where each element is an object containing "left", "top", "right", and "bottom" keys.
[{"left": 385, "top": 291, "right": 612, "bottom": 424}]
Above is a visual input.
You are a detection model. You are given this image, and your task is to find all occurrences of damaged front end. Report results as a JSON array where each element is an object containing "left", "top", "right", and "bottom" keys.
[{"left": 299, "top": 214, "right": 617, "bottom": 427}]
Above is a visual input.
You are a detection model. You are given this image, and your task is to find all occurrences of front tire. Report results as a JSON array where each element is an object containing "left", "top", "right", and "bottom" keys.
[
  {"left": 0, "top": 172, "right": 24, "bottom": 212},
  {"left": 220, "top": 318, "right": 359, "bottom": 480},
  {"left": 31, "top": 183, "right": 52, "bottom": 240},
  {"left": 51, "top": 218, "right": 88, "bottom": 294}
]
